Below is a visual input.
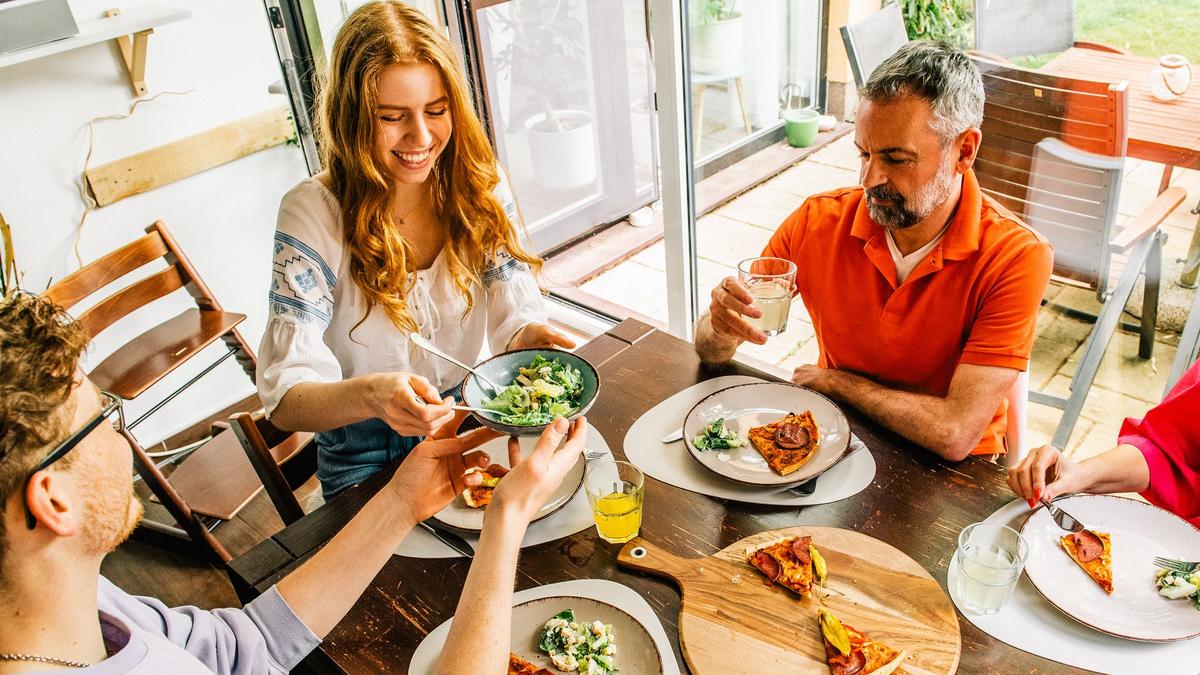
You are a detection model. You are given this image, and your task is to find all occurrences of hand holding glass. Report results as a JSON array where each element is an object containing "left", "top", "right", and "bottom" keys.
[
  {"left": 737, "top": 257, "right": 796, "bottom": 337},
  {"left": 584, "top": 460, "right": 644, "bottom": 543},
  {"left": 955, "top": 522, "right": 1029, "bottom": 614}
]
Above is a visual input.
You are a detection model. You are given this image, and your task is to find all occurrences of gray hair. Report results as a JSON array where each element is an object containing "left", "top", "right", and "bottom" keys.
[{"left": 860, "top": 40, "right": 984, "bottom": 144}]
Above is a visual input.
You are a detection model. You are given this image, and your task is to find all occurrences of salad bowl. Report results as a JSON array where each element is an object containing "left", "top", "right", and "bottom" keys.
[{"left": 460, "top": 348, "right": 601, "bottom": 435}]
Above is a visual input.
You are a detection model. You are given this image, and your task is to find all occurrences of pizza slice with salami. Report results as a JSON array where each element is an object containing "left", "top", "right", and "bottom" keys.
[
  {"left": 747, "top": 411, "right": 821, "bottom": 476},
  {"left": 818, "top": 608, "right": 908, "bottom": 675},
  {"left": 1060, "top": 529, "right": 1114, "bottom": 594},
  {"left": 508, "top": 653, "right": 554, "bottom": 675},
  {"left": 462, "top": 464, "right": 510, "bottom": 509},
  {"left": 745, "top": 535, "right": 827, "bottom": 598}
]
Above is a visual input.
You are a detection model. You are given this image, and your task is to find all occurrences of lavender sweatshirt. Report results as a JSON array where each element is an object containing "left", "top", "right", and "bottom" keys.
[{"left": 11, "top": 576, "right": 320, "bottom": 674}]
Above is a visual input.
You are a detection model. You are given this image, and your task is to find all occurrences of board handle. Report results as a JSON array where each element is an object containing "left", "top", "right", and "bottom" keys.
[{"left": 617, "top": 537, "right": 699, "bottom": 583}]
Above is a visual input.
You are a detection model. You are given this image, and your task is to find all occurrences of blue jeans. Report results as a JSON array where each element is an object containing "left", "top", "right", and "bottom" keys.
[{"left": 314, "top": 385, "right": 461, "bottom": 499}]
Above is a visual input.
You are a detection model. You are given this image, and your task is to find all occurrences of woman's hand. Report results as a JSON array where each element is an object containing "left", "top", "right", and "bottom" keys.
[
  {"left": 508, "top": 322, "right": 577, "bottom": 351},
  {"left": 1006, "top": 444, "right": 1089, "bottom": 507},
  {"left": 389, "top": 411, "right": 502, "bottom": 524},
  {"left": 367, "top": 372, "right": 456, "bottom": 436},
  {"left": 489, "top": 416, "right": 587, "bottom": 522}
]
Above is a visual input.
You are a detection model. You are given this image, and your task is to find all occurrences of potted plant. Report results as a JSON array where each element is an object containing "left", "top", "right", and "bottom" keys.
[
  {"left": 491, "top": 0, "right": 596, "bottom": 191},
  {"left": 690, "top": 0, "right": 743, "bottom": 73}
]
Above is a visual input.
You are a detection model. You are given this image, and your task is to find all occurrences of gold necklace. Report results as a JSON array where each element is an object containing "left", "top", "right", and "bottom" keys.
[
  {"left": 396, "top": 187, "right": 431, "bottom": 226},
  {"left": 0, "top": 653, "right": 90, "bottom": 668}
]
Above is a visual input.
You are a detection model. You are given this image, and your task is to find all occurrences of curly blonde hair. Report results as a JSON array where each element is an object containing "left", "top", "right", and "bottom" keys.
[
  {"left": 0, "top": 294, "right": 88, "bottom": 568},
  {"left": 316, "top": 1, "right": 541, "bottom": 334}
]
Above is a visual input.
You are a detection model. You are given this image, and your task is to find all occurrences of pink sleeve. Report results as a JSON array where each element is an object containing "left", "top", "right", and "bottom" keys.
[{"left": 1119, "top": 361, "right": 1200, "bottom": 524}]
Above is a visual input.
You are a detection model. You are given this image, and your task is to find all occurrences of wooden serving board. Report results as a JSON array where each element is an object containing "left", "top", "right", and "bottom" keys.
[{"left": 617, "top": 526, "right": 960, "bottom": 674}]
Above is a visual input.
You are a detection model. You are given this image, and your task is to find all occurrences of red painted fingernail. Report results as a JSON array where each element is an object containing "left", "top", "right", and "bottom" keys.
[
  {"left": 1034, "top": 489, "right": 1041, "bottom": 501},
  {"left": 1027, "top": 499, "right": 1035, "bottom": 509}
]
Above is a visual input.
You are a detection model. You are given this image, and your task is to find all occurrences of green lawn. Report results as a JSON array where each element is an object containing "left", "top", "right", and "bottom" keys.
[{"left": 1016, "top": 0, "right": 1200, "bottom": 68}]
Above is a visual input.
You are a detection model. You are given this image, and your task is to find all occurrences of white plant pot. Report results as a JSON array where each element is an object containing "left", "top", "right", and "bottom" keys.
[
  {"left": 690, "top": 13, "right": 743, "bottom": 74},
  {"left": 524, "top": 109, "right": 596, "bottom": 191}
]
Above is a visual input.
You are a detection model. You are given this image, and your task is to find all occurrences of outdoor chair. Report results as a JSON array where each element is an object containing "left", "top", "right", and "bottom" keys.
[
  {"left": 972, "top": 57, "right": 1187, "bottom": 449},
  {"left": 229, "top": 410, "right": 317, "bottom": 527},
  {"left": 44, "top": 220, "right": 261, "bottom": 562},
  {"left": 973, "top": 0, "right": 1127, "bottom": 62},
  {"left": 839, "top": 3, "right": 907, "bottom": 88},
  {"left": 1165, "top": 284, "right": 1200, "bottom": 394}
]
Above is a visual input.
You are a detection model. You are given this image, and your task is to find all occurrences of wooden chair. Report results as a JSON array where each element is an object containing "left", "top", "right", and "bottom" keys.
[
  {"left": 838, "top": 3, "right": 908, "bottom": 88},
  {"left": 44, "top": 221, "right": 259, "bottom": 562},
  {"left": 228, "top": 411, "right": 317, "bottom": 527},
  {"left": 972, "top": 58, "right": 1188, "bottom": 449},
  {"left": 973, "top": 0, "right": 1128, "bottom": 62}
]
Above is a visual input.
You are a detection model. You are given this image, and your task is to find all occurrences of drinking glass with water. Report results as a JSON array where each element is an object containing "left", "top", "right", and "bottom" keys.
[
  {"left": 955, "top": 522, "right": 1029, "bottom": 614},
  {"left": 737, "top": 257, "right": 797, "bottom": 337}
]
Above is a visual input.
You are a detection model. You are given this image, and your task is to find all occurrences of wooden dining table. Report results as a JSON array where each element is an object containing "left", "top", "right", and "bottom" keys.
[
  {"left": 1041, "top": 47, "right": 1200, "bottom": 286},
  {"left": 228, "top": 319, "right": 1080, "bottom": 674}
]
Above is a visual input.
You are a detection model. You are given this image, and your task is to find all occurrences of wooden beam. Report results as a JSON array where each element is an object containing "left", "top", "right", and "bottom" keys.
[{"left": 85, "top": 106, "right": 295, "bottom": 207}]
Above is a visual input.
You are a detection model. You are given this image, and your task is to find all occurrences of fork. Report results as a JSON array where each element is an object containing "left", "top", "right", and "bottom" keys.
[
  {"left": 1040, "top": 496, "right": 1086, "bottom": 533},
  {"left": 1153, "top": 556, "right": 1200, "bottom": 573}
]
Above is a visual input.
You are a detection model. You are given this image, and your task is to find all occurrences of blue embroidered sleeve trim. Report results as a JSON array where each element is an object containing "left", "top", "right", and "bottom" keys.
[
  {"left": 482, "top": 256, "right": 526, "bottom": 288},
  {"left": 275, "top": 231, "right": 336, "bottom": 289}
]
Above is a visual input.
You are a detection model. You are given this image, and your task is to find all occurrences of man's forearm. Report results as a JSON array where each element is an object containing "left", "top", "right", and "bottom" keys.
[
  {"left": 694, "top": 312, "right": 740, "bottom": 365},
  {"left": 812, "top": 370, "right": 987, "bottom": 461},
  {"left": 435, "top": 508, "right": 528, "bottom": 674},
  {"left": 276, "top": 484, "right": 416, "bottom": 638}
]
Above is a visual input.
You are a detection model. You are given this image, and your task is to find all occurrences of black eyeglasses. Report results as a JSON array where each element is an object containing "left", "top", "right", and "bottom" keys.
[{"left": 23, "top": 391, "right": 125, "bottom": 529}]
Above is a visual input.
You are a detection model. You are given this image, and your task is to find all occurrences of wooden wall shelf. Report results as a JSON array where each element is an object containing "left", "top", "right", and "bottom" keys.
[{"left": 0, "top": 4, "right": 191, "bottom": 96}]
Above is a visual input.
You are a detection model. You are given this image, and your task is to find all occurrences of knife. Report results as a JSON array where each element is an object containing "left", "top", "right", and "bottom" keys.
[
  {"left": 1040, "top": 497, "right": 1086, "bottom": 533},
  {"left": 662, "top": 427, "right": 683, "bottom": 443},
  {"left": 420, "top": 520, "right": 475, "bottom": 558}
]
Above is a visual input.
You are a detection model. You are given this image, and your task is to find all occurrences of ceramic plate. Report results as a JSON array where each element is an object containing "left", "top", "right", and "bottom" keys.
[
  {"left": 511, "top": 596, "right": 663, "bottom": 674},
  {"left": 461, "top": 348, "right": 600, "bottom": 436},
  {"left": 683, "top": 382, "right": 851, "bottom": 487},
  {"left": 430, "top": 434, "right": 584, "bottom": 533},
  {"left": 1021, "top": 494, "right": 1200, "bottom": 642}
]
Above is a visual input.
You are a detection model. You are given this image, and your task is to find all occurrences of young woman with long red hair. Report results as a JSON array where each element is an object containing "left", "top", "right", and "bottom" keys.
[{"left": 257, "top": 1, "right": 573, "bottom": 498}]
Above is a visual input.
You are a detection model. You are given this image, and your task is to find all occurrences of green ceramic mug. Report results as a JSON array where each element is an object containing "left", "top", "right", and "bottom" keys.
[{"left": 784, "top": 109, "right": 820, "bottom": 148}]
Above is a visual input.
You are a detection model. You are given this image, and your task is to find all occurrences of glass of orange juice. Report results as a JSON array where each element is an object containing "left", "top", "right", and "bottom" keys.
[{"left": 584, "top": 460, "right": 644, "bottom": 543}]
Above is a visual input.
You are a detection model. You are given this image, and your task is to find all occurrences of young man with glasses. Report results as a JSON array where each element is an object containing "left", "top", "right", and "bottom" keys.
[{"left": 0, "top": 293, "right": 587, "bottom": 673}]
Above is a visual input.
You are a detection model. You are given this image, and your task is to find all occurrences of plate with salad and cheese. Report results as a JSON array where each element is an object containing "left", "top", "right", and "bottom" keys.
[
  {"left": 508, "top": 597, "right": 662, "bottom": 675},
  {"left": 431, "top": 433, "right": 585, "bottom": 533},
  {"left": 683, "top": 382, "right": 850, "bottom": 487},
  {"left": 461, "top": 349, "right": 601, "bottom": 436}
]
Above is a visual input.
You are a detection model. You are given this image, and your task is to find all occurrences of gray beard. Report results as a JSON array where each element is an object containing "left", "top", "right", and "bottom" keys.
[{"left": 866, "top": 161, "right": 957, "bottom": 231}]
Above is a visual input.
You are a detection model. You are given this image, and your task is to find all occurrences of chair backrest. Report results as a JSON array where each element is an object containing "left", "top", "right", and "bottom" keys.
[
  {"left": 839, "top": 3, "right": 908, "bottom": 88},
  {"left": 45, "top": 221, "right": 224, "bottom": 339},
  {"left": 972, "top": 57, "right": 1129, "bottom": 296},
  {"left": 229, "top": 411, "right": 317, "bottom": 526},
  {"left": 974, "top": 0, "right": 1075, "bottom": 60},
  {"left": 1165, "top": 288, "right": 1200, "bottom": 395}
]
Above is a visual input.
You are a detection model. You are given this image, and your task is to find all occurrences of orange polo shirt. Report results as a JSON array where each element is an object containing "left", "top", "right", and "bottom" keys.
[{"left": 762, "top": 169, "right": 1053, "bottom": 456}]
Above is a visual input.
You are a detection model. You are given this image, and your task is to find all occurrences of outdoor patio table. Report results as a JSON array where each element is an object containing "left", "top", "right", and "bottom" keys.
[
  {"left": 1041, "top": 47, "right": 1200, "bottom": 286},
  {"left": 227, "top": 319, "right": 1086, "bottom": 674}
]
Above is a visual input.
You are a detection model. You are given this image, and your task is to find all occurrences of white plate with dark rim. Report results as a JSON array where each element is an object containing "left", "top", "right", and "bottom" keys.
[
  {"left": 682, "top": 382, "right": 850, "bottom": 487},
  {"left": 1020, "top": 494, "right": 1200, "bottom": 642},
  {"left": 509, "top": 596, "right": 663, "bottom": 674},
  {"left": 430, "top": 434, "right": 584, "bottom": 533}
]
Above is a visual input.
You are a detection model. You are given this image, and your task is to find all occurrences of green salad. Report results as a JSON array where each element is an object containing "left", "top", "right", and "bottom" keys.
[
  {"left": 692, "top": 417, "right": 744, "bottom": 450},
  {"left": 539, "top": 609, "right": 618, "bottom": 674},
  {"left": 481, "top": 355, "right": 584, "bottom": 426},
  {"left": 1155, "top": 566, "right": 1200, "bottom": 610}
]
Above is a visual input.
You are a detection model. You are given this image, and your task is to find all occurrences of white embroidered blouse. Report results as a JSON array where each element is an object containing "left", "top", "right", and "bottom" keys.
[{"left": 257, "top": 175, "right": 546, "bottom": 415}]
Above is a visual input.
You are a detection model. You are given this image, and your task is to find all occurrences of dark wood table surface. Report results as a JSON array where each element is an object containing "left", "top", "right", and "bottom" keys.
[{"left": 228, "top": 319, "right": 1079, "bottom": 674}]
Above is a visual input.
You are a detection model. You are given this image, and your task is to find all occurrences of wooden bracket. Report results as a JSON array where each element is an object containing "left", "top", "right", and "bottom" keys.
[{"left": 104, "top": 8, "right": 154, "bottom": 96}]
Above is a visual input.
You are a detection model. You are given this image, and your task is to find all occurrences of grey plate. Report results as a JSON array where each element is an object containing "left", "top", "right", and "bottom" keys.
[
  {"left": 512, "top": 596, "right": 663, "bottom": 674},
  {"left": 430, "top": 434, "right": 584, "bottom": 533},
  {"left": 683, "top": 382, "right": 851, "bottom": 487},
  {"left": 461, "top": 348, "right": 601, "bottom": 436}
]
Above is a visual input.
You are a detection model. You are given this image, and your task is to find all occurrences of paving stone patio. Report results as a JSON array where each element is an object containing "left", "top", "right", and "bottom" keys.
[{"left": 579, "top": 134, "right": 1198, "bottom": 460}]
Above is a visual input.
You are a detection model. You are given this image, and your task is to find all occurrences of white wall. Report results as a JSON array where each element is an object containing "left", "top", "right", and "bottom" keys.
[{"left": 0, "top": 0, "right": 310, "bottom": 444}]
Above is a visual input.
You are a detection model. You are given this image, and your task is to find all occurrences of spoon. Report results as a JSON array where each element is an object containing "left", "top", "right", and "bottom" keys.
[
  {"left": 451, "top": 405, "right": 501, "bottom": 417},
  {"left": 409, "top": 332, "right": 504, "bottom": 394}
]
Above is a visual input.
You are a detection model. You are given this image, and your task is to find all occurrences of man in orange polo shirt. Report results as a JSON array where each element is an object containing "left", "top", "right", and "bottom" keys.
[{"left": 695, "top": 41, "right": 1053, "bottom": 461}]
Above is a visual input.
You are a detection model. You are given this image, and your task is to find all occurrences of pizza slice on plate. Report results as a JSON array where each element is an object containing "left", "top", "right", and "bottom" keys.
[
  {"left": 746, "top": 535, "right": 827, "bottom": 598},
  {"left": 1060, "top": 529, "right": 1114, "bottom": 594},
  {"left": 818, "top": 608, "right": 908, "bottom": 675},
  {"left": 508, "top": 653, "right": 554, "bottom": 675},
  {"left": 462, "top": 464, "right": 510, "bottom": 509},
  {"left": 746, "top": 411, "right": 821, "bottom": 476}
]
